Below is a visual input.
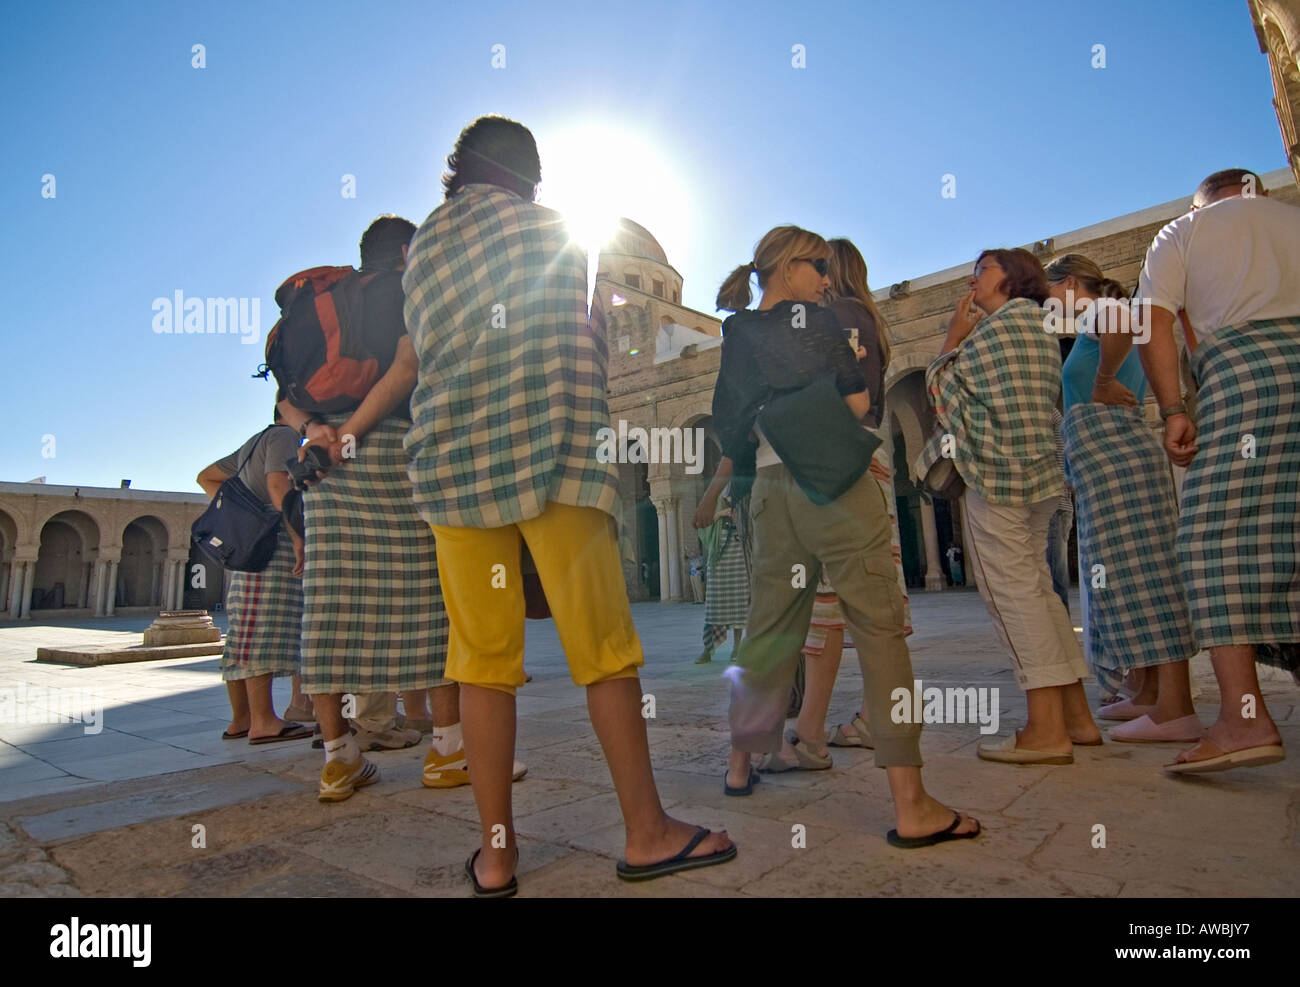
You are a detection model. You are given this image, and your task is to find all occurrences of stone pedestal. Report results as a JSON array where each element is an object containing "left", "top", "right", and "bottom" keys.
[{"left": 142, "top": 610, "right": 221, "bottom": 646}]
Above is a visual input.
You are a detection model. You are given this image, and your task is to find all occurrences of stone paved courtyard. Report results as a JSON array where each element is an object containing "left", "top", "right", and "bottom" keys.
[{"left": 1, "top": 591, "right": 1297, "bottom": 898}]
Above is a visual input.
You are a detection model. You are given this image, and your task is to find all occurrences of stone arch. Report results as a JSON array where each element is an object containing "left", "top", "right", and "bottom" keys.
[
  {"left": 0, "top": 507, "right": 17, "bottom": 617},
  {"left": 33, "top": 509, "right": 100, "bottom": 610},
  {"left": 885, "top": 368, "right": 932, "bottom": 480},
  {"left": 120, "top": 515, "right": 169, "bottom": 608}
]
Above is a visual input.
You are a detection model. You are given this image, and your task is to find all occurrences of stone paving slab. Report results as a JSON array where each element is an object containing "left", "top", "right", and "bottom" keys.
[
  {"left": 1, "top": 593, "right": 1298, "bottom": 897},
  {"left": 36, "top": 642, "right": 226, "bottom": 666}
]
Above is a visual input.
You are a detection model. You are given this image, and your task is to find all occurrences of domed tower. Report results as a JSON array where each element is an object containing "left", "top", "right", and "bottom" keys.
[{"left": 595, "top": 218, "right": 683, "bottom": 304}]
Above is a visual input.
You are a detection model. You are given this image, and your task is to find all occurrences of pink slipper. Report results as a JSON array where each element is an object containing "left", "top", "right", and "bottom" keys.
[
  {"left": 1097, "top": 699, "right": 1156, "bottom": 722},
  {"left": 1109, "top": 714, "right": 1203, "bottom": 743}
]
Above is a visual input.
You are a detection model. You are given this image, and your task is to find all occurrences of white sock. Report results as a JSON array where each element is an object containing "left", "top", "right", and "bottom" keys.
[
  {"left": 430, "top": 721, "right": 463, "bottom": 757},
  {"left": 324, "top": 733, "right": 360, "bottom": 764}
]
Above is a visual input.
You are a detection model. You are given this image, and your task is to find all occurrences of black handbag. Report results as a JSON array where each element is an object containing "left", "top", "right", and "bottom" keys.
[
  {"left": 757, "top": 374, "right": 882, "bottom": 505},
  {"left": 191, "top": 428, "right": 284, "bottom": 572}
]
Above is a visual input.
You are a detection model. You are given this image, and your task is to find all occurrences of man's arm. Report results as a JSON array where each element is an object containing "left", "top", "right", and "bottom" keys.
[
  {"left": 266, "top": 470, "right": 305, "bottom": 575},
  {"left": 693, "top": 457, "right": 734, "bottom": 528},
  {"left": 1138, "top": 305, "right": 1197, "bottom": 467},
  {"left": 308, "top": 335, "right": 418, "bottom": 465},
  {"left": 196, "top": 463, "right": 231, "bottom": 499}
]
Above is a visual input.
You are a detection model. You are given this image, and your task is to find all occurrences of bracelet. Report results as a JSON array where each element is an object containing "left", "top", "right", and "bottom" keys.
[
  {"left": 1159, "top": 403, "right": 1188, "bottom": 420},
  {"left": 1094, "top": 373, "right": 1117, "bottom": 383}
]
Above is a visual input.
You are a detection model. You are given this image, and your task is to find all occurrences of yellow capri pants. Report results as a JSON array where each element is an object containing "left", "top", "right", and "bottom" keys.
[{"left": 431, "top": 501, "right": 644, "bottom": 695}]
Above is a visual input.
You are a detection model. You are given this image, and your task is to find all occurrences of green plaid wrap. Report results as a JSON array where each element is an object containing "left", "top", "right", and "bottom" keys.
[
  {"left": 915, "top": 298, "right": 1063, "bottom": 506},
  {"left": 704, "top": 519, "right": 751, "bottom": 630},
  {"left": 220, "top": 526, "right": 302, "bottom": 681},
  {"left": 300, "top": 416, "right": 449, "bottom": 694},
  {"left": 403, "top": 184, "right": 621, "bottom": 529},
  {"left": 1062, "top": 403, "right": 1198, "bottom": 686},
  {"left": 1178, "top": 317, "right": 1300, "bottom": 647}
]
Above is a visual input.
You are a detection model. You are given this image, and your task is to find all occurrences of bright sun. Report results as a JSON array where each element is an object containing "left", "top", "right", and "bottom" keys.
[{"left": 537, "top": 123, "right": 690, "bottom": 263}]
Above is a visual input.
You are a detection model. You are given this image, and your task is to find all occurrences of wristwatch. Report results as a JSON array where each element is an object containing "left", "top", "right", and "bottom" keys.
[
  {"left": 1159, "top": 402, "right": 1188, "bottom": 420},
  {"left": 298, "top": 418, "right": 316, "bottom": 438}
]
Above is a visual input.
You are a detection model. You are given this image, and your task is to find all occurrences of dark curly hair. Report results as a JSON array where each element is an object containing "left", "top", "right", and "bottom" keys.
[{"left": 442, "top": 115, "right": 541, "bottom": 201}]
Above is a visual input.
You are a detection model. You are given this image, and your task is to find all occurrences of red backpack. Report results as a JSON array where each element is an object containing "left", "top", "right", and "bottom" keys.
[{"left": 255, "top": 265, "right": 386, "bottom": 414}]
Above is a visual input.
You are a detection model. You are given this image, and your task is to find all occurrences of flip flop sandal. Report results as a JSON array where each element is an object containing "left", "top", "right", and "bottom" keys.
[
  {"left": 723, "top": 768, "right": 760, "bottom": 796},
  {"left": 887, "top": 812, "right": 981, "bottom": 849},
  {"left": 248, "top": 722, "right": 312, "bottom": 745},
  {"left": 1164, "top": 740, "right": 1285, "bottom": 775},
  {"left": 616, "top": 827, "right": 738, "bottom": 881},
  {"left": 465, "top": 848, "right": 518, "bottom": 899},
  {"left": 221, "top": 729, "right": 249, "bottom": 740}
]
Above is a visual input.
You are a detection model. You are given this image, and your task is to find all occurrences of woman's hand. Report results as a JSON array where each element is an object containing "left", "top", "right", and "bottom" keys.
[
  {"left": 868, "top": 459, "right": 891, "bottom": 483},
  {"left": 1091, "top": 375, "right": 1137, "bottom": 406},
  {"left": 947, "top": 289, "right": 982, "bottom": 343}
]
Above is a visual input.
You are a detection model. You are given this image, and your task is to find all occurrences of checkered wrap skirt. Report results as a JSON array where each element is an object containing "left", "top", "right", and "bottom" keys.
[
  {"left": 300, "top": 416, "right": 449, "bottom": 694},
  {"left": 704, "top": 526, "right": 750, "bottom": 631},
  {"left": 1178, "top": 318, "right": 1300, "bottom": 649},
  {"left": 220, "top": 526, "right": 302, "bottom": 681},
  {"left": 1062, "top": 403, "right": 1198, "bottom": 691}
]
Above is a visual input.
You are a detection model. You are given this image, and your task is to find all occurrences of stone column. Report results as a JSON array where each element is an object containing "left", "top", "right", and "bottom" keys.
[
  {"left": 0, "top": 563, "right": 9, "bottom": 618},
  {"left": 89, "top": 561, "right": 104, "bottom": 617},
  {"left": 665, "top": 498, "right": 682, "bottom": 602},
  {"left": 160, "top": 561, "right": 174, "bottom": 610},
  {"left": 19, "top": 561, "right": 36, "bottom": 618},
  {"left": 655, "top": 501, "right": 670, "bottom": 602},
  {"left": 105, "top": 560, "right": 120, "bottom": 616},
  {"left": 149, "top": 563, "right": 160, "bottom": 608},
  {"left": 919, "top": 498, "right": 945, "bottom": 592},
  {"left": 176, "top": 560, "right": 189, "bottom": 610},
  {"left": 6, "top": 561, "right": 25, "bottom": 619},
  {"left": 80, "top": 563, "right": 92, "bottom": 608}
]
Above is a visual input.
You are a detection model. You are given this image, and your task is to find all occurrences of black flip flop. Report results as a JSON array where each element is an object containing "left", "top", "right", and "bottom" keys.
[
  {"left": 723, "top": 768, "right": 760, "bottom": 796},
  {"left": 221, "top": 729, "right": 249, "bottom": 740},
  {"left": 616, "top": 827, "right": 737, "bottom": 881},
  {"left": 887, "top": 812, "right": 981, "bottom": 849},
  {"left": 248, "top": 722, "right": 312, "bottom": 745},
  {"left": 465, "top": 848, "right": 518, "bottom": 899}
]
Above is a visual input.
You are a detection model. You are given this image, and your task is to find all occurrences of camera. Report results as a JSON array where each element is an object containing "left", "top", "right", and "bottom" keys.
[{"left": 287, "top": 445, "right": 333, "bottom": 490}]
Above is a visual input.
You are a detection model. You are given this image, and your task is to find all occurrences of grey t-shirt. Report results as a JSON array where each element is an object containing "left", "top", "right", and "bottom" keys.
[{"left": 214, "top": 425, "right": 300, "bottom": 507}]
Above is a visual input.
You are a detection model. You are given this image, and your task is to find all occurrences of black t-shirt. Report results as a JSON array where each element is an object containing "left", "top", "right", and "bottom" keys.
[
  {"left": 828, "top": 297, "right": 884, "bottom": 430},
  {"left": 358, "top": 267, "right": 411, "bottom": 420}
]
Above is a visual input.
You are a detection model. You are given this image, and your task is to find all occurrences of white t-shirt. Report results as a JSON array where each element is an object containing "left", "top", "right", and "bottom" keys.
[{"left": 1137, "top": 195, "right": 1300, "bottom": 339}]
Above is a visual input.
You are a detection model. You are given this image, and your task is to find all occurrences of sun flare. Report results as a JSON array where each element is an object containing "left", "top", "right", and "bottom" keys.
[{"left": 537, "top": 123, "right": 691, "bottom": 262}]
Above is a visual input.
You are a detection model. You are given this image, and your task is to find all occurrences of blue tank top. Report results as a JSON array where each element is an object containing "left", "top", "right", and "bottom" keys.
[{"left": 1062, "top": 332, "right": 1148, "bottom": 410}]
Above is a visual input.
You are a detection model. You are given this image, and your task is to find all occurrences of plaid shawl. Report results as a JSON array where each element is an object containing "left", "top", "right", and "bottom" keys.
[
  {"left": 915, "top": 298, "right": 1063, "bottom": 506},
  {"left": 403, "top": 184, "right": 620, "bottom": 529}
]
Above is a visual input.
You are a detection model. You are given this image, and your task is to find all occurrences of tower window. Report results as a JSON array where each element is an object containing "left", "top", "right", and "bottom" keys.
[
  {"left": 652, "top": 279, "right": 665, "bottom": 298},
  {"left": 625, "top": 273, "right": 641, "bottom": 289}
]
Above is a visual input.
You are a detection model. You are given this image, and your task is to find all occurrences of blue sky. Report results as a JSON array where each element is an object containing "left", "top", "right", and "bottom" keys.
[{"left": 2, "top": 0, "right": 1287, "bottom": 492}]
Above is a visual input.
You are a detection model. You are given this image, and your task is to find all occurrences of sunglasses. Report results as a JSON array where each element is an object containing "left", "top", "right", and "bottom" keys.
[{"left": 798, "top": 257, "right": 829, "bottom": 277}]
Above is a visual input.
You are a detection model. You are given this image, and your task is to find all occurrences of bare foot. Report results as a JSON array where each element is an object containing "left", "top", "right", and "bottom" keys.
[
  {"left": 1172, "top": 718, "right": 1282, "bottom": 765},
  {"left": 623, "top": 816, "right": 734, "bottom": 867},
  {"left": 472, "top": 844, "right": 517, "bottom": 888},
  {"left": 892, "top": 796, "right": 980, "bottom": 840},
  {"left": 1013, "top": 725, "right": 1072, "bottom": 754},
  {"left": 225, "top": 718, "right": 250, "bottom": 735},
  {"left": 248, "top": 716, "right": 291, "bottom": 742}
]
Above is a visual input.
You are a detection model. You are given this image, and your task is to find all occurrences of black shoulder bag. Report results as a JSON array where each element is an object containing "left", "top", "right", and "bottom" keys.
[{"left": 191, "top": 428, "right": 284, "bottom": 573}]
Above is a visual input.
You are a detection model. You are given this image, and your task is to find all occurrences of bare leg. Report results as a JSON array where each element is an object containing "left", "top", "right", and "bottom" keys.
[
  {"left": 887, "top": 766, "right": 980, "bottom": 838},
  {"left": 313, "top": 694, "right": 347, "bottom": 743},
  {"left": 1061, "top": 679, "right": 1101, "bottom": 743},
  {"left": 1016, "top": 685, "right": 1073, "bottom": 753},
  {"left": 224, "top": 681, "right": 250, "bottom": 735},
  {"left": 731, "top": 628, "right": 743, "bottom": 656},
  {"left": 795, "top": 628, "right": 843, "bottom": 754},
  {"left": 1173, "top": 644, "right": 1282, "bottom": 763},
  {"left": 245, "top": 673, "right": 289, "bottom": 739},
  {"left": 430, "top": 683, "right": 458, "bottom": 726},
  {"left": 587, "top": 676, "right": 732, "bottom": 866},
  {"left": 401, "top": 689, "right": 431, "bottom": 720},
  {"left": 1150, "top": 661, "right": 1196, "bottom": 723},
  {"left": 461, "top": 683, "right": 516, "bottom": 889}
]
